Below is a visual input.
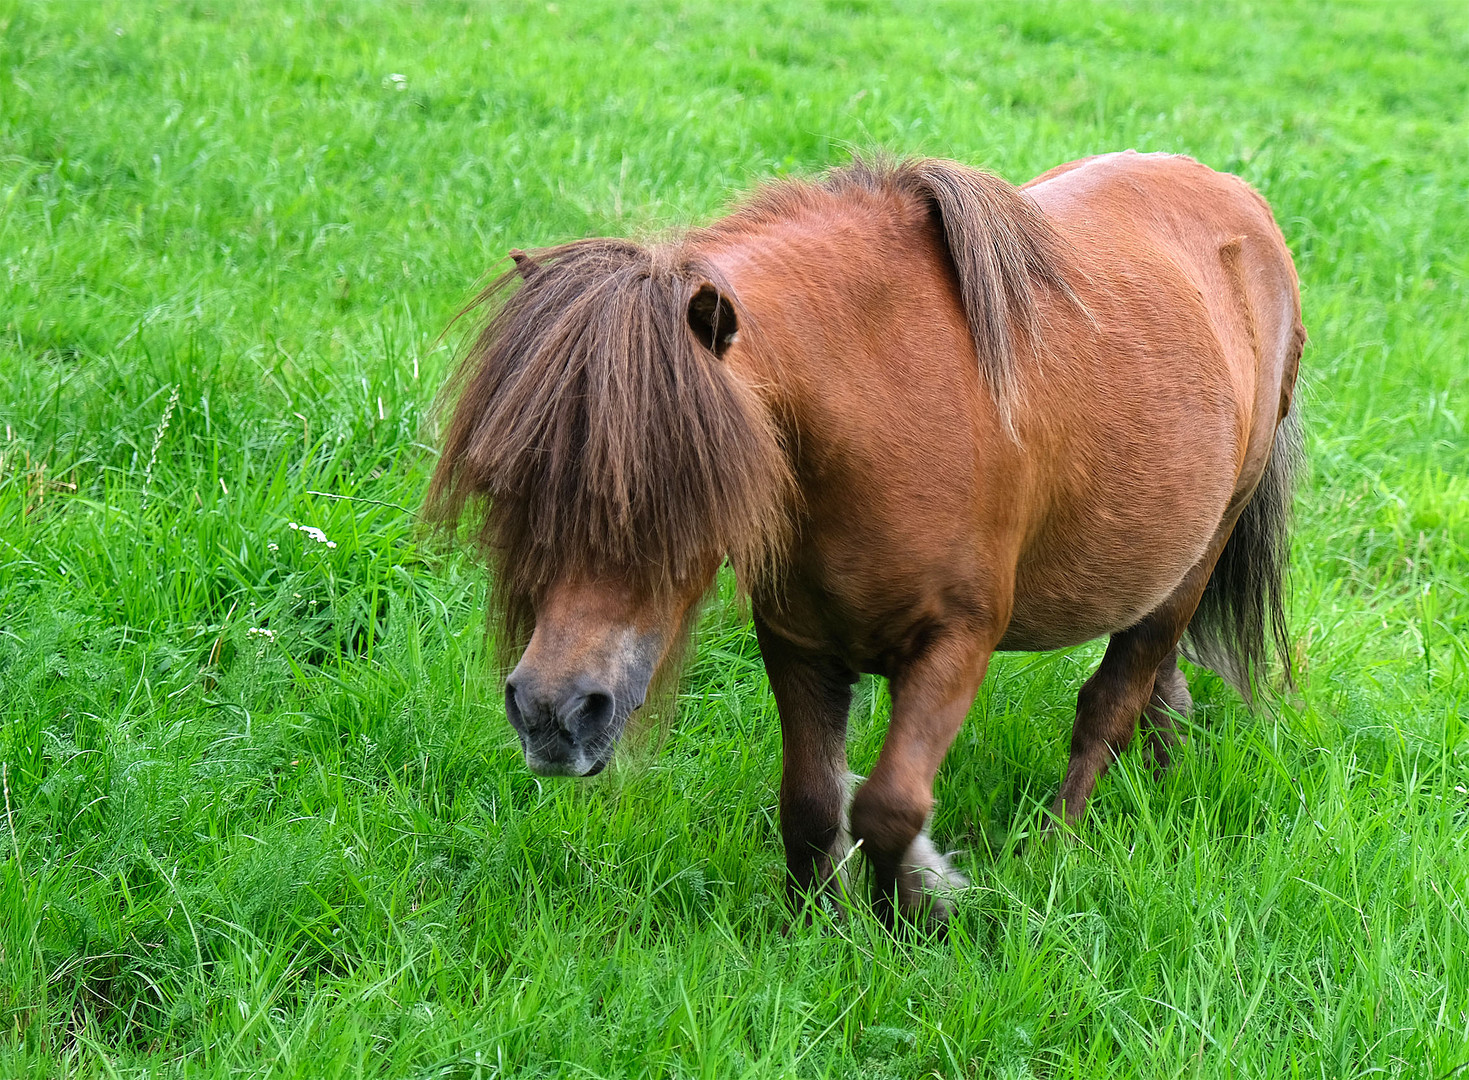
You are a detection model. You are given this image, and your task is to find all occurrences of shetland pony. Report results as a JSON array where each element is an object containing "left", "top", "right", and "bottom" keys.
[{"left": 427, "top": 152, "right": 1304, "bottom": 927}]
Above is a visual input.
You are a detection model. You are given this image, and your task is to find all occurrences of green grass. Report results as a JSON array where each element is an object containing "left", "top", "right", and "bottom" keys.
[{"left": 2, "top": 0, "right": 1467, "bottom": 1076}]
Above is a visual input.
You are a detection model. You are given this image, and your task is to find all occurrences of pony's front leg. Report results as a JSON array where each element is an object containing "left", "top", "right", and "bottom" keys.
[
  {"left": 755, "top": 619, "right": 857, "bottom": 914},
  {"left": 850, "top": 633, "right": 993, "bottom": 930}
]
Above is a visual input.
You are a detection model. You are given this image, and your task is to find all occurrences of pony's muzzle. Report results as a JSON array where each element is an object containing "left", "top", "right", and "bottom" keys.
[{"left": 504, "top": 671, "right": 619, "bottom": 777}]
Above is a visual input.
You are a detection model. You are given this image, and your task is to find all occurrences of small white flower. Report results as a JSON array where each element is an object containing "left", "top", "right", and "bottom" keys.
[
  {"left": 288, "top": 521, "right": 337, "bottom": 548},
  {"left": 267, "top": 542, "right": 278, "bottom": 552},
  {"left": 247, "top": 627, "right": 275, "bottom": 640}
]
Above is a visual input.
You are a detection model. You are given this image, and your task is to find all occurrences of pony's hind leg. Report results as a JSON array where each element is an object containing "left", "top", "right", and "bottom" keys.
[
  {"left": 1051, "top": 553, "right": 1220, "bottom": 825},
  {"left": 1141, "top": 648, "right": 1192, "bottom": 773},
  {"left": 755, "top": 619, "right": 858, "bottom": 913}
]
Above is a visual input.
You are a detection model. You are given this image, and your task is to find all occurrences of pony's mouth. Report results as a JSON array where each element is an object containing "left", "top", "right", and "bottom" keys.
[{"left": 521, "top": 735, "right": 615, "bottom": 778}]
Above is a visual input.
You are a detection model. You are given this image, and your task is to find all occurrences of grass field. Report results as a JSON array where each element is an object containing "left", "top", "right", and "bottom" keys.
[{"left": 3, "top": 1, "right": 1468, "bottom": 1076}]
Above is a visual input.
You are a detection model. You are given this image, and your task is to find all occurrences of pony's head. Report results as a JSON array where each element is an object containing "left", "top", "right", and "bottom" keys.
[{"left": 426, "top": 239, "right": 792, "bottom": 776}]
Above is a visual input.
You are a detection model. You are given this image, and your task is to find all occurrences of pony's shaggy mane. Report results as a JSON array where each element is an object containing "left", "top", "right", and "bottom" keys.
[
  {"left": 729, "top": 156, "right": 1086, "bottom": 425},
  {"left": 424, "top": 238, "right": 794, "bottom": 666}
]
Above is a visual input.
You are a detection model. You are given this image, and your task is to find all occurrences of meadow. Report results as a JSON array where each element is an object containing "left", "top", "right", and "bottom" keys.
[{"left": 2, "top": 1, "right": 1467, "bottom": 1076}]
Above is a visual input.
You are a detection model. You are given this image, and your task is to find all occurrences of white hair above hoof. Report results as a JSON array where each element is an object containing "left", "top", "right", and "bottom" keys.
[
  {"left": 896, "top": 827, "right": 969, "bottom": 924},
  {"left": 824, "top": 772, "right": 863, "bottom": 896}
]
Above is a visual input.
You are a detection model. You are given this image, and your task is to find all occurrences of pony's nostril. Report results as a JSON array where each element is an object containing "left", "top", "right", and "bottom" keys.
[
  {"left": 582, "top": 690, "right": 614, "bottom": 728},
  {"left": 557, "top": 687, "right": 615, "bottom": 737},
  {"left": 504, "top": 679, "right": 526, "bottom": 733}
]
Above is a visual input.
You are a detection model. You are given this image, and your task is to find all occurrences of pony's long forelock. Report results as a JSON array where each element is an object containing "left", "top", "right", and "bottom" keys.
[{"left": 425, "top": 238, "right": 795, "bottom": 665}]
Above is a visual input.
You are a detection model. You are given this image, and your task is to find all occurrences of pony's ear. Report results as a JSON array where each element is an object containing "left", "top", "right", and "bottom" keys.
[
  {"left": 508, "top": 249, "right": 538, "bottom": 279},
  {"left": 687, "top": 283, "right": 739, "bottom": 358}
]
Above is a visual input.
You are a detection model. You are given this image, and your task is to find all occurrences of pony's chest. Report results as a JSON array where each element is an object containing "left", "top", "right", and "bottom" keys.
[{"left": 754, "top": 541, "right": 989, "bottom": 676}]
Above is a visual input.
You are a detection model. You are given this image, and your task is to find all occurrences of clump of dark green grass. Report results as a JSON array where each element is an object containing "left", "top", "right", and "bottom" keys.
[{"left": 2, "top": 1, "right": 1467, "bottom": 1076}]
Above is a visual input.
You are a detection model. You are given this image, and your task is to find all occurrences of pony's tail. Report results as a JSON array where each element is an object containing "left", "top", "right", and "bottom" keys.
[{"left": 1184, "top": 402, "right": 1304, "bottom": 701}]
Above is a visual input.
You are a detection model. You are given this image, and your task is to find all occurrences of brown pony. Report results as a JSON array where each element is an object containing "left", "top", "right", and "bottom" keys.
[{"left": 426, "top": 151, "right": 1304, "bottom": 928}]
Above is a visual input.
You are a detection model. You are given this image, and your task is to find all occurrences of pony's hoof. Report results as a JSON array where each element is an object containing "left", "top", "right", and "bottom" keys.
[{"left": 893, "top": 831, "right": 968, "bottom": 934}]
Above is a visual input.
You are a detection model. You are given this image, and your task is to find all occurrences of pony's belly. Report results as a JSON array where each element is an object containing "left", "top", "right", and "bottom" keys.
[
  {"left": 999, "top": 583, "right": 1183, "bottom": 652},
  {"left": 997, "top": 602, "right": 1162, "bottom": 652},
  {"left": 999, "top": 506, "right": 1227, "bottom": 652}
]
